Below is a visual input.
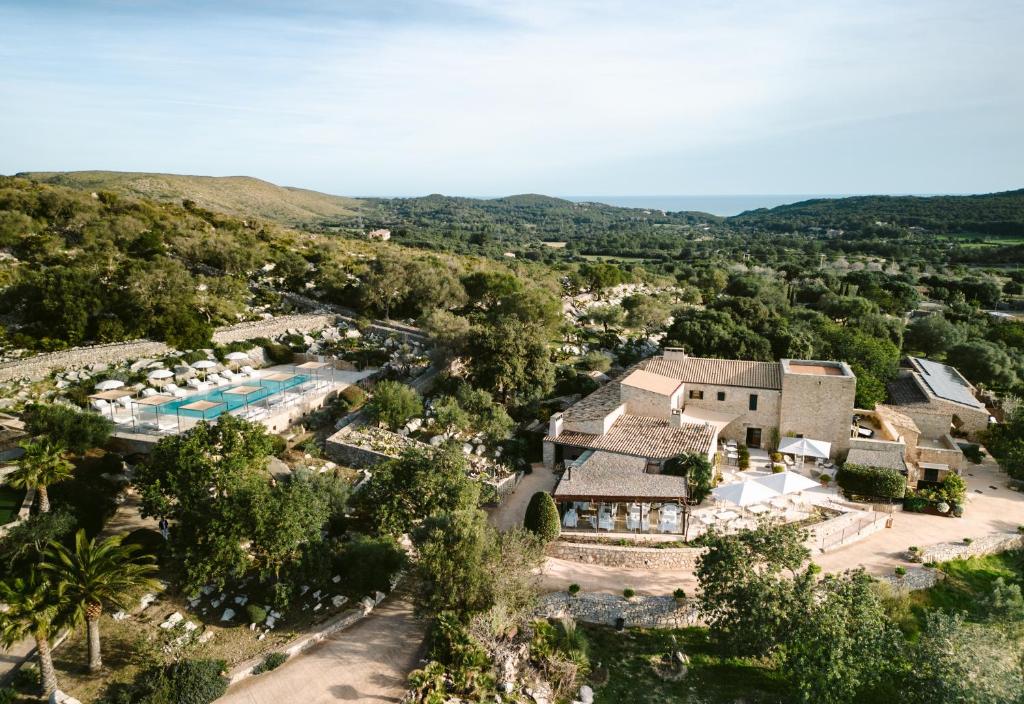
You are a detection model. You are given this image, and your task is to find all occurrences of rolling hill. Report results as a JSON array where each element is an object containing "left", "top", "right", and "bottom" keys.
[{"left": 18, "top": 170, "right": 367, "bottom": 226}]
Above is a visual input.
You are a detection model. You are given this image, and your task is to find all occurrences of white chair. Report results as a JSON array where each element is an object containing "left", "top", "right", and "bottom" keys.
[
  {"left": 207, "top": 373, "right": 229, "bottom": 386},
  {"left": 659, "top": 512, "right": 680, "bottom": 533},
  {"left": 164, "top": 383, "right": 188, "bottom": 398},
  {"left": 222, "top": 369, "right": 241, "bottom": 382},
  {"left": 240, "top": 365, "right": 259, "bottom": 378},
  {"left": 562, "top": 509, "right": 579, "bottom": 528},
  {"left": 598, "top": 512, "right": 615, "bottom": 531},
  {"left": 627, "top": 510, "right": 642, "bottom": 531},
  {"left": 187, "top": 378, "right": 210, "bottom": 392},
  {"left": 91, "top": 399, "right": 110, "bottom": 412},
  {"left": 140, "top": 387, "right": 158, "bottom": 397}
]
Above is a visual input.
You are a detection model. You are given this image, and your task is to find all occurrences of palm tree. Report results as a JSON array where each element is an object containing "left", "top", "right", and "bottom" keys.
[
  {"left": 0, "top": 570, "right": 64, "bottom": 698},
  {"left": 42, "top": 530, "right": 158, "bottom": 673},
  {"left": 9, "top": 439, "right": 74, "bottom": 513}
]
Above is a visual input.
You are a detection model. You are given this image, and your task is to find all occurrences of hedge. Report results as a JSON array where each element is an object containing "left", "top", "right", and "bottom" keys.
[
  {"left": 524, "top": 491, "right": 560, "bottom": 542},
  {"left": 837, "top": 463, "right": 906, "bottom": 500}
]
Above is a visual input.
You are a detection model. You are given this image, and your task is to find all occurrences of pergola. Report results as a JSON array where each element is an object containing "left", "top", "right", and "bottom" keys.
[
  {"left": 175, "top": 399, "right": 226, "bottom": 432},
  {"left": 132, "top": 394, "right": 175, "bottom": 431},
  {"left": 294, "top": 360, "right": 331, "bottom": 384},
  {"left": 223, "top": 385, "right": 263, "bottom": 411},
  {"left": 88, "top": 389, "right": 134, "bottom": 423}
]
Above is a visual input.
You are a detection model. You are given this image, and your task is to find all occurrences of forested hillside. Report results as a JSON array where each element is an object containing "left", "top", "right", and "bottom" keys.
[
  {"left": 20, "top": 171, "right": 366, "bottom": 226},
  {"left": 732, "top": 189, "right": 1024, "bottom": 235}
]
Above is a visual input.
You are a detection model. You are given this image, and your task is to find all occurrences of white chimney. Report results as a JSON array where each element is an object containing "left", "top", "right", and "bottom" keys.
[{"left": 549, "top": 412, "right": 564, "bottom": 438}]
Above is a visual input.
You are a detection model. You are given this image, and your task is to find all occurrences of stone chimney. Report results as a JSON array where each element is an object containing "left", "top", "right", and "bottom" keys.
[
  {"left": 663, "top": 347, "right": 688, "bottom": 361},
  {"left": 670, "top": 408, "right": 685, "bottom": 428}
]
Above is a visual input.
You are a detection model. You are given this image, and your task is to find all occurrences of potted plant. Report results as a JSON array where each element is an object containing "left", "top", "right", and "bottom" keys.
[
  {"left": 623, "top": 588, "right": 635, "bottom": 600},
  {"left": 568, "top": 583, "right": 581, "bottom": 597},
  {"left": 672, "top": 588, "right": 686, "bottom": 605}
]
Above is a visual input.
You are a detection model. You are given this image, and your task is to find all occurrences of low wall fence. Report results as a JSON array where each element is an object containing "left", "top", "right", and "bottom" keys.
[
  {"left": 537, "top": 592, "right": 701, "bottom": 629},
  {"left": 546, "top": 541, "right": 706, "bottom": 570}
]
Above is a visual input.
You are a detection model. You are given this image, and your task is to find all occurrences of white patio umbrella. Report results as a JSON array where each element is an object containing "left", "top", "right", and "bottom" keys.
[
  {"left": 777, "top": 437, "right": 832, "bottom": 471},
  {"left": 191, "top": 359, "right": 217, "bottom": 379},
  {"left": 224, "top": 351, "right": 250, "bottom": 369},
  {"left": 147, "top": 368, "right": 174, "bottom": 387},
  {"left": 94, "top": 379, "right": 125, "bottom": 391},
  {"left": 712, "top": 480, "right": 781, "bottom": 508},
  {"left": 753, "top": 471, "right": 820, "bottom": 495}
]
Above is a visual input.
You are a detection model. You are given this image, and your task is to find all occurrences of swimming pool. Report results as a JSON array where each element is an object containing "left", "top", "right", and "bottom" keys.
[{"left": 159, "top": 374, "right": 311, "bottom": 418}]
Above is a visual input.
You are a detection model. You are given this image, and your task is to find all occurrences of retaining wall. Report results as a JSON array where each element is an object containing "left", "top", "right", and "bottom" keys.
[
  {"left": 537, "top": 592, "right": 701, "bottom": 629},
  {"left": 919, "top": 532, "right": 1024, "bottom": 564},
  {"left": 0, "top": 314, "right": 340, "bottom": 383},
  {"left": 546, "top": 541, "right": 706, "bottom": 570}
]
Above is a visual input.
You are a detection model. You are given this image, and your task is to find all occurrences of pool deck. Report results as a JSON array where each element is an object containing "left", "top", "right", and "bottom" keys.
[{"left": 109, "top": 364, "right": 377, "bottom": 449}]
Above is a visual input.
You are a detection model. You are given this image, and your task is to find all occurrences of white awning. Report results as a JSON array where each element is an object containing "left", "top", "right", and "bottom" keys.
[
  {"left": 712, "top": 480, "right": 780, "bottom": 507},
  {"left": 679, "top": 406, "right": 738, "bottom": 433},
  {"left": 753, "top": 471, "right": 819, "bottom": 495}
]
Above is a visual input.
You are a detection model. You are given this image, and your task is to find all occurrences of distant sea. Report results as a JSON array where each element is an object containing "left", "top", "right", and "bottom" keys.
[{"left": 564, "top": 194, "right": 839, "bottom": 217}]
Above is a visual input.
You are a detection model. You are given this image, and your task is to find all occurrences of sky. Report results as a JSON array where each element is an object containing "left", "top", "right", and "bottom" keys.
[{"left": 1, "top": 0, "right": 1022, "bottom": 197}]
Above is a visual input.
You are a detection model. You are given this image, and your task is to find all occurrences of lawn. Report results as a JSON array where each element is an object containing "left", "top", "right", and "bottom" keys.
[
  {"left": 581, "top": 625, "right": 788, "bottom": 704},
  {"left": 909, "top": 550, "right": 1023, "bottom": 617}
]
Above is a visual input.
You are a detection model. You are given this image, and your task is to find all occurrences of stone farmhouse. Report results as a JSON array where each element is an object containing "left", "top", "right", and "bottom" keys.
[{"left": 544, "top": 349, "right": 989, "bottom": 506}]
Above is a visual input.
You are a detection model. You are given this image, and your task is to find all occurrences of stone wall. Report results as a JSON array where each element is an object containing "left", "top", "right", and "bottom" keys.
[
  {"left": 324, "top": 428, "right": 396, "bottom": 468},
  {"left": 537, "top": 592, "right": 701, "bottom": 629},
  {"left": 546, "top": 541, "right": 706, "bottom": 570},
  {"left": 0, "top": 340, "right": 171, "bottom": 383},
  {"left": 918, "top": 531, "right": 1024, "bottom": 564},
  {"left": 0, "top": 313, "right": 340, "bottom": 383},
  {"left": 210, "top": 313, "right": 338, "bottom": 344}
]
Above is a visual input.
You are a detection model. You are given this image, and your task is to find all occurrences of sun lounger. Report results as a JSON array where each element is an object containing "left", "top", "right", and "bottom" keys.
[
  {"left": 164, "top": 383, "right": 188, "bottom": 398},
  {"left": 140, "top": 387, "right": 158, "bottom": 397},
  {"left": 207, "top": 373, "right": 229, "bottom": 386},
  {"left": 240, "top": 365, "right": 259, "bottom": 378},
  {"left": 187, "top": 378, "right": 210, "bottom": 392},
  {"left": 222, "top": 369, "right": 241, "bottom": 382}
]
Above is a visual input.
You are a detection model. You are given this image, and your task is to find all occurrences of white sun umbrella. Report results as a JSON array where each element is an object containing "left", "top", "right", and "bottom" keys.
[
  {"left": 94, "top": 379, "right": 125, "bottom": 391},
  {"left": 777, "top": 437, "right": 832, "bottom": 470},
  {"left": 147, "top": 368, "right": 174, "bottom": 386},
  {"left": 753, "top": 471, "right": 820, "bottom": 495},
  {"left": 224, "top": 351, "right": 250, "bottom": 369},
  {"left": 712, "top": 480, "right": 781, "bottom": 508},
  {"left": 191, "top": 359, "right": 217, "bottom": 379}
]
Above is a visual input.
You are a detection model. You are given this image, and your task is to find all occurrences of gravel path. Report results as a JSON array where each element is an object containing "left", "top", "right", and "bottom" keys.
[{"left": 217, "top": 598, "right": 424, "bottom": 704}]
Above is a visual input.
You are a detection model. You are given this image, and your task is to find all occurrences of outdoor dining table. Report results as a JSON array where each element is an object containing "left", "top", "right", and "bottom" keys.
[
  {"left": 715, "top": 510, "right": 740, "bottom": 521},
  {"left": 747, "top": 504, "right": 770, "bottom": 515}
]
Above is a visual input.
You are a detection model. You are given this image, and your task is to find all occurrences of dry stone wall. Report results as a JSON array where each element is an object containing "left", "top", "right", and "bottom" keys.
[
  {"left": 546, "top": 541, "right": 706, "bottom": 569},
  {"left": 919, "top": 531, "right": 1024, "bottom": 564},
  {"left": 537, "top": 592, "right": 701, "bottom": 629},
  {"left": 0, "top": 314, "right": 338, "bottom": 383}
]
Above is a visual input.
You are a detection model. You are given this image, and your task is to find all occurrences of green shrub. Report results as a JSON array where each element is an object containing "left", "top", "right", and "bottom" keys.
[
  {"left": 253, "top": 652, "right": 287, "bottom": 675},
  {"left": 11, "top": 665, "right": 38, "bottom": 691},
  {"left": 568, "top": 583, "right": 580, "bottom": 595},
  {"left": 903, "top": 494, "right": 930, "bottom": 513},
  {"left": 838, "top": 463, "right": 906, "bottom": 500},
  {"left": 340, "top": 385, "right": 367, "bottom": 410},
  {"left": 772, "top": 463, "right": 785, "bottom": 473},
  {"left": 963, "top": 537, "right": 973, "bottom": 545},
  {"left": 663, "top": 452, "right": 714, "bottom": 503},
  {"left": 268, "top": 434, "right": 287, "bottom": 457},
  {"left": 737, "top": 444, "right": 750, "bottom": 470},
  {"left": 245, "top": 604, "right": 268, "bottom": 624},
  {"left": 894, "top": 566, "right": 906, "bottom": 577},
  {"left": 130, "top": 659, "right": 228, "bottom": 704},
  {"left": 623, "top": 588, "right": 635, "bottom": 599},
  {"left": 366, "top": 380, "right": 422, "bottom": 431},
  {"left": 524, "top": 492, "right": 560, "bottom": 542},
  {"left": 22, "top": 402, "right": 114, "bottom": 453},
  {"left": 0, "top": 686, "right": 16, "bottom": 704},
  {"left": 939, "top": 473, "right": 967, "bottom": 504},
  {"left": 334, "top": 534, "right": 407, "bottom": 595},
  {"left": 673, "top": 588, "right": 686, "bottom": 600},
  {"left": 262, "top": 342, "right": 295, "bottom": 365}
]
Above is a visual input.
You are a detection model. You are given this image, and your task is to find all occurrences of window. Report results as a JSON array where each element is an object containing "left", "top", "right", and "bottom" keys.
[
  {"left": 717, "top": 391, "right": 726, "bottom": 401},
  {"left": 689, "top": 390, "right": 703, "bottom": 400},
  {"left": 749, "top": 394, "right": 758, "bottom": 411}
]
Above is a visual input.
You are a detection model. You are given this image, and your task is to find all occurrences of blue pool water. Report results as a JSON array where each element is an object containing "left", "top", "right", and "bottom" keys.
[{"left": 159, "top": 374, "right": 311, "bottom": 418}]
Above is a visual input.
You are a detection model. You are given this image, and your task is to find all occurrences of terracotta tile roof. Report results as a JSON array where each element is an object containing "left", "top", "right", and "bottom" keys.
[
  {"left": 620, "top": 369, "right": 683, "bottom": 395},
  {"left": 553, "top": 451, "right": 689, "bottom": 501},
  {"left": 546, "top": 414, "right": 716, "bottom": 460},
  {"left": 641, "top": 356, "right": 782, "bottom": 390}
]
